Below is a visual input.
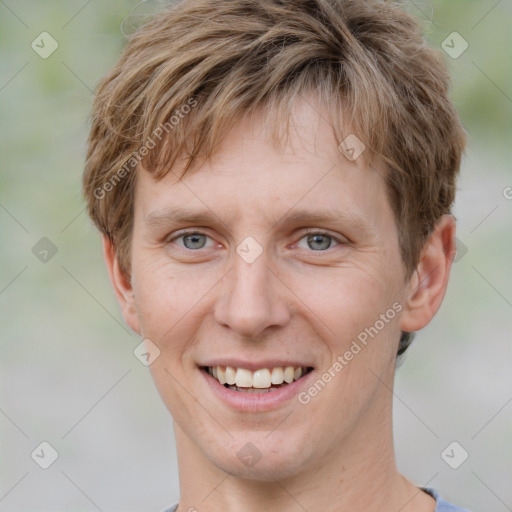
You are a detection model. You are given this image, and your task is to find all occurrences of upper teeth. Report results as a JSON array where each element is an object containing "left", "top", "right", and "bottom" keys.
[{"left": 207, "top": 366, "right": 308, "bottom": 388}]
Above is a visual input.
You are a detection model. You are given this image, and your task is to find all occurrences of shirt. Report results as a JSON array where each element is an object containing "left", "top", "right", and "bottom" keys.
[{"left": 162, "top": 487, "right": 470, "bottom": 511}]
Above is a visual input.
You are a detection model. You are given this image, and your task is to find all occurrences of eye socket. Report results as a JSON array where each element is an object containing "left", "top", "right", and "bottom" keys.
[
  {"left": 170, "top": 230, "right": 215, "bottom": 250},
  {"left": 295, "top": 231, "right": 345, "bottom": 251}
]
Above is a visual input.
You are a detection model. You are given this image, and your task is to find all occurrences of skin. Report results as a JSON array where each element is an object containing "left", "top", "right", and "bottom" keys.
[{"left": 104, "top": 94, "right": 456, "bottom": 512}]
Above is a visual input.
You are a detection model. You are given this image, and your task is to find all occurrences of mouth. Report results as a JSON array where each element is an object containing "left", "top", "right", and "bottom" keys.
[{"left": 200, "top": 365, "right": 314, "bottom": 393}]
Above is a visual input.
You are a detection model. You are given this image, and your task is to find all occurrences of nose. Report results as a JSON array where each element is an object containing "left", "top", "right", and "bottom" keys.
[{"left": 214, "top": 250, "right": 290, "bottom": 339}]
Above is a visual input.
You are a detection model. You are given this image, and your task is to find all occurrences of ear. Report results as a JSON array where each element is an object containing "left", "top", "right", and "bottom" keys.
[
  {"left": 399, "top": 215, "right": 457, "bottom": 333},
  {"left": 102, "top": 235, "right": 141, "bottom": 335}
]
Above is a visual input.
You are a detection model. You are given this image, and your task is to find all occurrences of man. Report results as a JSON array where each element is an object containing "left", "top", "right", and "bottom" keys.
[{"left": 83, "top": 0, "right": 469, "bottom": 510}]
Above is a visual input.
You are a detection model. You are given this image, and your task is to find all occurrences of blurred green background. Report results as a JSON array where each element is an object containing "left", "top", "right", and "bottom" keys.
[{"left": 1, "top": 1, "right": 511, "bottom": 510}]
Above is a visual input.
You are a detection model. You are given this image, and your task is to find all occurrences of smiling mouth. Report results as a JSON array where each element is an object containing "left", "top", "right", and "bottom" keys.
[{"left": 201, "top": 365, "right": 314, "bottom": 393}]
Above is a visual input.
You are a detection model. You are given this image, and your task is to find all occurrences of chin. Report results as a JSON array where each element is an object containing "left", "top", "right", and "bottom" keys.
[{"left": 207, "top": 432, "right": 314, "bottom": 481}]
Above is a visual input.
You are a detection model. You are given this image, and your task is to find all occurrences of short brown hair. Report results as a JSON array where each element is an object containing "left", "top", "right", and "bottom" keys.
[{"left": 83, "top": 0, "right": 465, "bottom": 353}]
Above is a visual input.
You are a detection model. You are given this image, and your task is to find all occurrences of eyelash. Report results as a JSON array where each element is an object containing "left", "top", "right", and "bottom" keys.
[{"left": 168, "top": 228, "right": 346, "bottom": 251}]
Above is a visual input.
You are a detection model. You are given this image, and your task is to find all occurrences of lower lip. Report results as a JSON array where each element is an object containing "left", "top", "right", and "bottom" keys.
[{"left": 200, "top": 367, "right": 315, "bottom": 412}]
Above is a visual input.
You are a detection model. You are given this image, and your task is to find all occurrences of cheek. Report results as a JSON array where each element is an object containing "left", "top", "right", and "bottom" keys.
[
  {"left": 292, "top": 265, "right": 401, "bottom": 345},
  {"left": 290, "top": 267, "right": 404, "bottom": 417},
  {"left": 297, "top": 271, "right": 401, "bottom": 430},
  {"left": 131, "top": 256, "right": 192, "bottom": 332},
  {"left": 325, "top": 275, "right": 402, "bottom": 391},
  {"left": 130, "top": 256, "right": 222, "bottom": 367}
]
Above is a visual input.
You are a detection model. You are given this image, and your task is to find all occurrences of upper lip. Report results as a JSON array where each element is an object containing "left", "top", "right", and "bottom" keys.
[{"left": 199, "top": 359, "right": 314, "bottom": 371}]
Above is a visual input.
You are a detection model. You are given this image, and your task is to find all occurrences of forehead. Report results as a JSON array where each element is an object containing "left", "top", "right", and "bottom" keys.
[{"left": 134, "top": 96, "right": 392, "bottom": 233}]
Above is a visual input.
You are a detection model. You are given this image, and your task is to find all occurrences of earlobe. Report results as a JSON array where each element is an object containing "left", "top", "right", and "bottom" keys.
[
  {"left": 399, "top": 215, "right": 456, "bottom": 333},
  {"left": 102, "top": 235, "right": 141, "bottom": 335}
]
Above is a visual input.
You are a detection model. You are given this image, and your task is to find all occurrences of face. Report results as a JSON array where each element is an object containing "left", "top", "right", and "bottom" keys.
[{"left": 108, "top": 96, "right": 447, "bottom": 481}]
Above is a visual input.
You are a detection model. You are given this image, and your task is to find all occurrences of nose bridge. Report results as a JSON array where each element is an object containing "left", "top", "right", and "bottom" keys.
[{"left": 214, "top": 248, "right": 289, "bottom": 338}]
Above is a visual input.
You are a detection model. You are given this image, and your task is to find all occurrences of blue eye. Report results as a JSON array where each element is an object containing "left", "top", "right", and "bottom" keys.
[
  {"left": 296, "top": 232, "right": 341, "bottom": 251},
  {"left": 173, "top": 231, "right": 213, "bottom": 250}
]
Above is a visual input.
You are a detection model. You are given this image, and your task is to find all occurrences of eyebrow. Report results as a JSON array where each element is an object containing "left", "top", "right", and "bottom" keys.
[
  {"left": 271, "top": 209, "right": 370, "bottom": 233},
  {"left": 143, "top": 206, "right": 371, "bottom": 234},
  {"left": 144, "top": 207, "right": 228, "bottom": 229}
]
